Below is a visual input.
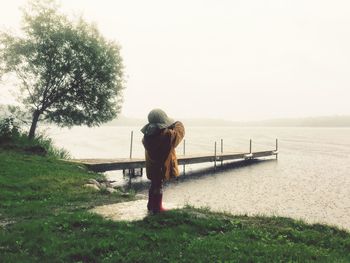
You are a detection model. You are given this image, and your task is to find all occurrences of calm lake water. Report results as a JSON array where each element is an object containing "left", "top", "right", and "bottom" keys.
[{"left": 46, "top": 126, "right": 350, "bottom": 230}]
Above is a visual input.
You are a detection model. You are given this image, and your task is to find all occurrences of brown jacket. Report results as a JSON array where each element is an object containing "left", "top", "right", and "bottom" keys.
[{"left": 142, "top": 122, "right": 185, "bottom": 181}]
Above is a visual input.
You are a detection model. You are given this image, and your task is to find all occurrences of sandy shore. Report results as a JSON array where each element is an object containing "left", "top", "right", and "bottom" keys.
[{"left": 90, "top": 199, "right": 180, "bottom": 221}]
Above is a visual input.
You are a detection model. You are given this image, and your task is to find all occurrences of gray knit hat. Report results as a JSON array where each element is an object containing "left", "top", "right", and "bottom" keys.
[{"left": 141, "top": 109, "right": 175, "bottom": 136}]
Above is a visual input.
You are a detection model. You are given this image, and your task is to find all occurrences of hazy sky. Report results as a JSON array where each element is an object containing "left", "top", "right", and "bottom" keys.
[{"left": 1, "top": 0, "right": 350, "bottom": 121}]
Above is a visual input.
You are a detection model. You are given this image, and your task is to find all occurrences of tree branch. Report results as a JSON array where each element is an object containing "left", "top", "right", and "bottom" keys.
[
  {"left": 15, "top": 68, "right": 39, "bottom": 109},
  {"left": 39, "top": 48, "right": 58, "bottom": 111}
]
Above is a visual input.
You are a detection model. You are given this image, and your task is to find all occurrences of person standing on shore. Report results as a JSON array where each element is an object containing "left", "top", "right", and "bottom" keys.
[{"left": 141, "top": 109, "right": 185, "bottom": 213}]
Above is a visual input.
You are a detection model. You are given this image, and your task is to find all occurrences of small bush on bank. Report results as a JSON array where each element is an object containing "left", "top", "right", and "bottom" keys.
[
  {"left": 0, "top": 117, "right": 70, "bottom": 159},
  {"left": 0, "top": 117, "right": 20, "bottom": 141}
]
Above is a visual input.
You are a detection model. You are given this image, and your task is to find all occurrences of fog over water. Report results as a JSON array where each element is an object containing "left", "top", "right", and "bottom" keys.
[
  {"left": 47, "top": 126, "right": 350, "bottom": 230},
  {"left": 1, "top": 0, "right": 350, "bottom": 120}
]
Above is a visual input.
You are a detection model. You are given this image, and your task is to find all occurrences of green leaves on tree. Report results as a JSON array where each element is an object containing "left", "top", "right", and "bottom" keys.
[{"left": 0, "top": 0, "right": 125, "bottom": 139}]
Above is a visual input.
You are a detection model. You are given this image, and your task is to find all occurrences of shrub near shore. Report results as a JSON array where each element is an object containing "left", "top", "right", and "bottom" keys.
[
  {"left": 0, "top": 117, "right": 69, "bottom": 159},
  {"left": 0, "top": 130, "right": 349, "bottom": 262}
]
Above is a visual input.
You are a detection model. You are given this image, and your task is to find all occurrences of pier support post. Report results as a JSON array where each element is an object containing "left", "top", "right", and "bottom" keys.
[
  {"left": 183, "top": 139, "right": 186, "bottom": 175},
  {"left": 128, "top": 174, "right": 132, "bottom": 188},
  {"left": 249, "top": 139, "right": 252, "bottom": 154},
  {"left": 275, "top": 138, "right": 278, "bottom": 160},
  {"left": 129, "top": 131, "right": 133, "bottom": 159},
  {"left": 214, "top": 141, "right": 217, "bottom": 171},
  {"left": 220, "top": 139, "right": 223, "bottom": 166},
  {"left": 129, "top": 131, "right": 134, "bottom": 179}
]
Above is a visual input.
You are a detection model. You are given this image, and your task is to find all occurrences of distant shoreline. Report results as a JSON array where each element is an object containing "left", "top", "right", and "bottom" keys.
[
  {"left": 1, "top": 104, "right": 349, "bottom": 127},
  {"left": 104, "top": 115, "right": 350, "bottom": 128}
]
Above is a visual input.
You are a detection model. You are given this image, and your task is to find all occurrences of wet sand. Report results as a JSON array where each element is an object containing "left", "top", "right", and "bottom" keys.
[{"left": 90, "top": 199, "right": 180, "bottom": 221}]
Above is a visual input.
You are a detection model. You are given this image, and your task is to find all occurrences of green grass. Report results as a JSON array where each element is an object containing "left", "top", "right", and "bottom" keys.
[
  {"left": 1, "top": 149, "right": 350, "bottom": 262},
  {"left": 0, "top": 132, "right": 70, "bottom": 159}
]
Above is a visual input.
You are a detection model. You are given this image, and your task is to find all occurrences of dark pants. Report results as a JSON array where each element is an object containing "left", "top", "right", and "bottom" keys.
[
  {"left": 147, "top": 176, "right": 164, "bottom": 211},
  {"left": 149, "top": 176, "right": 163, "bottom": 195}
]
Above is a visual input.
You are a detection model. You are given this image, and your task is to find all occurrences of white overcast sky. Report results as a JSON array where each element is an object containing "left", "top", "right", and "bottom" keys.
[{"left": 1, "top": 0, "right": 350, "bottom": 121}]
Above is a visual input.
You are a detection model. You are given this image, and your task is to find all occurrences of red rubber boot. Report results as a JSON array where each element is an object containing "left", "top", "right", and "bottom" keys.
[{"left": 152, "top": 193, "right": 167, "bottom": 213}]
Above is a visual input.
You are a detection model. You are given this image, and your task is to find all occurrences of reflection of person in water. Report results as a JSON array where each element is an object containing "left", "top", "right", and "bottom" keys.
[{"left": 141, "top": 109, "right": 185, "bottom": 213}]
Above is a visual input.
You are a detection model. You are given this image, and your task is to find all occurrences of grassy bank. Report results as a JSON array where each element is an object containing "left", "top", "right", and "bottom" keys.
[{"left": 1, "top": 149, "right": 350, "bottom": 262}]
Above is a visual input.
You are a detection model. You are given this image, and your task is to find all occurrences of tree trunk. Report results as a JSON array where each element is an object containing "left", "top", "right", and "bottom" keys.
[{"left": 28, "top": 110, "right": 40, "bottom": 140}]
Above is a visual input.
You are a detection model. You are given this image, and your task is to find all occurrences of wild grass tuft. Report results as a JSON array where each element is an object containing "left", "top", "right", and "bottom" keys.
[{"left": 0, "top": 117, "right": 70, "bottom": 159}]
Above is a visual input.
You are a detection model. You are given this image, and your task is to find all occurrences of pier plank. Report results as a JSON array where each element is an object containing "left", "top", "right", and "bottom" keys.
[{"left": 69, "top": 150, "right": 277, "bottom": 172}]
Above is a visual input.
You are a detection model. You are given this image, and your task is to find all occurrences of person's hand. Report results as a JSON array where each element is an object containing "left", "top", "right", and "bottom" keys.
[{"left": 168, "top": 121, "right": 178, "bottom": 129}]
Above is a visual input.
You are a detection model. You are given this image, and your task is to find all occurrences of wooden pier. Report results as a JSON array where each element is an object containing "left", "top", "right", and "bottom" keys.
[{"left": 70, "top": 138, "right": 279, "bottom": 173}]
